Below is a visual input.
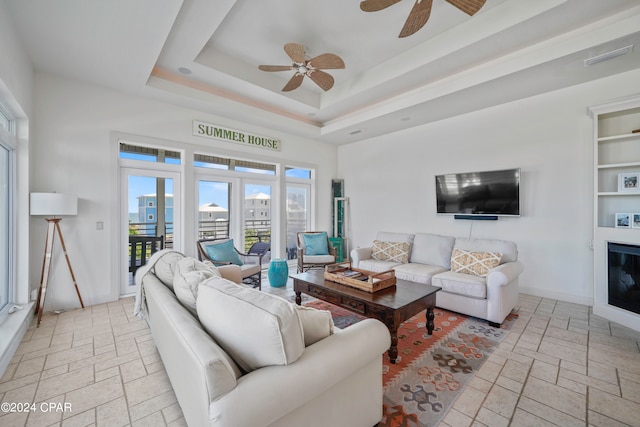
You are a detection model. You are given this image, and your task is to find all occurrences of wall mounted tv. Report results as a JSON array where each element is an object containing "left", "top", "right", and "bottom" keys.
[{"left": 435, "top": 168, "right": 520, "bottom": 217}]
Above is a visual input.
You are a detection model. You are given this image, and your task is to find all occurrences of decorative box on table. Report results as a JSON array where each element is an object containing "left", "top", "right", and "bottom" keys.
[{"left": 324, "top": 262, "right": 396, "bottom": 292}]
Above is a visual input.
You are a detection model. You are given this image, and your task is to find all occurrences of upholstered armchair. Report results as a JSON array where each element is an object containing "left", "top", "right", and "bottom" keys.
[
  {"left": 197, "top": 238, "right": 263, "bottom": 289},
  {"left": 296, "top": 231, "right": 337, "bottom": 273}
]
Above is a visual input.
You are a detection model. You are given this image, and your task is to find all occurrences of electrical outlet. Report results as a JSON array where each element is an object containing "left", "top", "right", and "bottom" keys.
[{"left": 96, "top": 221, "right": 104, "bottom": 230}]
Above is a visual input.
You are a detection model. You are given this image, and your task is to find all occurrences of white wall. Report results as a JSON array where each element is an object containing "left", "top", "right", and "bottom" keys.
[
  {"left": 0, "top": 0, "right": 34, "bottom": 376},
  {"left": 338, "top": 69, "right": 640, "bottom": 305},
  {"left": 0, "top": 0, "right": 33, "bottom": 304},
  {"left": 31, "top": 73, "right": 337, "bottom": 311}
]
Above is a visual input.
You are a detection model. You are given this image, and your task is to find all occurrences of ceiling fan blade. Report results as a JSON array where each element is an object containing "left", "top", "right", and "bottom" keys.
[
  {"left": 399, "top": 0, "right": 433, "bottom": 38},
  {"left": 282, "top": 73, "right": 305, "bottom": 92},
  {"left": 360, "top": 0, "right": 401, "bottom": 12},
  {"left": 446, "top": 0, "right": 486, "bottom": 16},
  {"left": 258, "top": 65, "right": 294, "bottom": 72},
  {"left": 308, "top": 53, "right": 345, "bottom": 70},
  {"left": 308, "top": 70, "right": 335, "bottom": 91},
  {"left": 284, "top": 43, "right": 306, "bottom": 64}
]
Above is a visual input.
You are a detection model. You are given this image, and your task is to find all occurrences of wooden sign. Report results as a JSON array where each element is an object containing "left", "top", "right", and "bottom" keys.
[{"left": 193, "top": 120, "right": 281, "bottom": 151}]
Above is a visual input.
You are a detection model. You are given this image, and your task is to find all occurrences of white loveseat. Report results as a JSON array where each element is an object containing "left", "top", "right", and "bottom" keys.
[
  {"left": 135, "top": 250, "right": 390, "bottom": 427},
  {"left": 351, "top": 232, "right": 524, "bottom": 326}
]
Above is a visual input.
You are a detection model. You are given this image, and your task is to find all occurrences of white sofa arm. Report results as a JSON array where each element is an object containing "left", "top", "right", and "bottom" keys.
[
  {"left": 350, "top": 247, "right": 372, "bottom": 268},
  {"left": 210, "top": 318, "right": 390, "bottom": 427},
  {"left": 487, "top": 261, "right": 524, "bottom": 287}
]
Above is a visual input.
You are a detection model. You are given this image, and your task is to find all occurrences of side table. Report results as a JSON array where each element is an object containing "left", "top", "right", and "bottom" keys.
[{"left": 268, "top": 259, "right": 289, "bottom": 287}]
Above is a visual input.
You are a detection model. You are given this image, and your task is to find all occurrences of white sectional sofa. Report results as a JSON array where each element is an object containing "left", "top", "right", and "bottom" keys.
[
  {"left": 135, "top": 250, "right": 390, "bottom": 427},
  {"left": 351, "top": 232, "right": 524, "bottom": 326}
]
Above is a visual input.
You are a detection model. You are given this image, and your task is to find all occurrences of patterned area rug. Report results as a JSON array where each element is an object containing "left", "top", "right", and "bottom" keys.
[{"left": 304, "top": 300, "right": 518, "bottom": 427}]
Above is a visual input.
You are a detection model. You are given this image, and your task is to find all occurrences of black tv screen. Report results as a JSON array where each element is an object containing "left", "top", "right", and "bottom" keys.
[{"left": 435, "top": 168, "right": 520, "bottom": 216}]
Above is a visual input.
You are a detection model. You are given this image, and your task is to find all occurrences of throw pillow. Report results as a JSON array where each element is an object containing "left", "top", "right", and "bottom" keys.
[
  {"left": 303, "top": 232, "right": 329, "bottom": 256},
  {"left": 173, "top": 257, "right": 221, "bottom": 316},
  {"left": 450, "top": 248, "right": 502, "bottom": 277},
  {"left": 204, "top": 239, "right": 244, "bottom": 266},
  {"left": 197, "top": 278, "right": 305, "bottom": 372},
  {"left": 295, "top": 305, "right": 334, "bottom": 346},
  {"left": 371, "top": 240, "right": 410, "bottom": 263}
]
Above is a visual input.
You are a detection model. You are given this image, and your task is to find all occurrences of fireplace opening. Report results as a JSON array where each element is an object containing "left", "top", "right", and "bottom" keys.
[{"left": 608, "top": 242, "right": 640, "bottom": 315}]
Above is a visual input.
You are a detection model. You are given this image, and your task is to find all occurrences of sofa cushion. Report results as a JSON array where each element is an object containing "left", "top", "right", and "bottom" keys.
[
  {"left": 376, "top": 232, "right": 414, "bottom": 245},
  {"left": 454, "top": 238, "right": 517, "bottom": 263},
  {"left": 372, "top": 240, "right": 410, "bottom": 263},
  {"left": 295, "top": 305, "right": 334, "bottom": 346},
  {"left": 394, "top": 263, "right": 448, "bottom": 285},
  {"left": 152, "top": 251, "right": 185, "bottom": 290},
  {"left": 451, "top": 248, "right": 502, "bottom": 277},
  {"left": 197, "top": 278, "right": 305, "bottom": 372},
  {"left": 410, "top": 233, "right": 455, "bottom": 268},
  {"left": 432, "top": 271, "right": 487, "bottom": 299},
  {"left": 359, "top": 258, "right": 402, "bottom": 273},
  {"left": 173, "top": 257, "right": 221, "bottom": 316},
  {"left": 302, "top": 254, "right": 335, "bottom": 264}
]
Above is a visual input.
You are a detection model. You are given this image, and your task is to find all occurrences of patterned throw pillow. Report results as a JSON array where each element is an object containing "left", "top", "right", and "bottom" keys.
[
  {"left": 451, "top": 248, "right": 502, "bottom": 277},
  {"left": 371, "top": 240, "right": 410, "bottom": 263}
]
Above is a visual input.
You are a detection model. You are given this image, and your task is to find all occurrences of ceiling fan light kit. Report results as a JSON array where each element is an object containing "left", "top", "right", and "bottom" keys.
[{"left": 259, "top": 43, "right": 345, "bottom": 92}]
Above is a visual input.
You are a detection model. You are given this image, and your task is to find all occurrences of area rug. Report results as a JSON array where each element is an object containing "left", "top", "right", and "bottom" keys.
[{"left": 304, "top": 300, "right": 518, "bottom": 427}]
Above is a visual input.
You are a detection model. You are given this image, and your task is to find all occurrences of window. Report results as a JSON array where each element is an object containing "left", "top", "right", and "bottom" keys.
[{"left": 0, "top": 105, "right": 15, "bottom": 314}]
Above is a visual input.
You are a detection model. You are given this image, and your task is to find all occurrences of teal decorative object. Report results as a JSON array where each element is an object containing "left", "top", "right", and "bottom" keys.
[
  {"left": 268, "top": 259, "right": 289, "bottom": 288},
  {"left": 329, "top": 237, "right": 344, "bottom": 262},
  {"left": 204, "top": 239, "right": 244, "bottom": 266},
  {"left": 303, "top": 232, "right": 329, "bottom": 255}
]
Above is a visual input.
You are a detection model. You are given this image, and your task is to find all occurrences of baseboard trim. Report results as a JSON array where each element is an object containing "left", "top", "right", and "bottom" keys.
[
  {"left": 519, "top": 287, "right": 593, "bottom": 307},
  {"left": 0, "top": 302, "right": 35, "bottom": 377}
]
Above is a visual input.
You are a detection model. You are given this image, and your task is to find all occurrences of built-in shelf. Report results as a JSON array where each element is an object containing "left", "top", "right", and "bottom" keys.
[
  {"left": 597, "top": 161, "right": 640, "bottom": 169},
  {"left": 598, "top": 191, "right": 640, "bottom": 196},
  {"left": 589, "top": 96, "right": 640, "bottom": 332},
  {"left": 597, "top": 132, "right": 640, "bottom": 142}
]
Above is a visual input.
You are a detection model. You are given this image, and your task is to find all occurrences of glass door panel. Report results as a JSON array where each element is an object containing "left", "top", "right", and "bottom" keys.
[
  {"left": 0, "top": 145, "right": 9, "bottom": 310},
  {"left": 198, "top": 180, "right": 231, "bottom": 240},
  {"left": 244, "top": 182, "right": 272, "bottom": 266},
  {"left": 121, "top": 169, "right": 179, "bottom": 295},
  {"left": 286, "top": 184, "right": 310, "bottom": 261}
]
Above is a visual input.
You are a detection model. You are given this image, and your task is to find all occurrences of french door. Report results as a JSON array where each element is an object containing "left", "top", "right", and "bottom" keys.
[
  {"left": 285, "top": 183, "right": 310, "bottom": 261},
  {"left": 0, "top": 143, "right": 10, "bottom": 311},
  {"left": 120, "top": 167, "right": 181, "bottom": 295},
  {"left": 196, "top": 174, "right": 273, "bottom": 263}
]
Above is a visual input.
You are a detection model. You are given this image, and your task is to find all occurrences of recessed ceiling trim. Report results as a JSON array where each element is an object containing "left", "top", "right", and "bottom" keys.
[
  {"left": 150, "top": 67, "right": 321, "bottom": 127},
  {"left": 321, "top": 10, "right": 640, "bottom": 136}
]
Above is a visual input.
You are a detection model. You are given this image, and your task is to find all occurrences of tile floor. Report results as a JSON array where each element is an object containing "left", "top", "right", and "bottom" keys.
[{"left": 1, "top": 277, "right": 640, "bottom": 427}]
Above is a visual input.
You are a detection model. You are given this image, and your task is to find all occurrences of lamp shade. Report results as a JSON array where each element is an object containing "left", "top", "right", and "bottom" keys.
[{"left": 30, "top": 193, "right": 78, "bottom": 216}]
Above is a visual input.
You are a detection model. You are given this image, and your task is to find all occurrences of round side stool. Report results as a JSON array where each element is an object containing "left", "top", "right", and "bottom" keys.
[{"left": 268, "top": 259, "right": 289, "bottom": 288}]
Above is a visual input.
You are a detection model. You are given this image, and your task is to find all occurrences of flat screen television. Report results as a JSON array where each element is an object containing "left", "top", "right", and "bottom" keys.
[{"left": 435, "top": 168, "right": 520, "bottom": 216}]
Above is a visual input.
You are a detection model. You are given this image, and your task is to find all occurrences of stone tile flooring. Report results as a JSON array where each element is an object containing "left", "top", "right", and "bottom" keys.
[{"left": 1, "top": 278, "right": 640, "bottom": 426}]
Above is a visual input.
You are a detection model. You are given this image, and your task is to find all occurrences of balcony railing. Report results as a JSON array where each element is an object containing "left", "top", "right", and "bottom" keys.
[{"left": 128, "top": 218, "right": 308, "bottom": 271}]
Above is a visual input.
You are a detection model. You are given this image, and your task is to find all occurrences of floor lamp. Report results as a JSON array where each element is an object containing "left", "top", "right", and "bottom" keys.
[{"left": 30, "top": 193, "right": 85, "bottom": 327}]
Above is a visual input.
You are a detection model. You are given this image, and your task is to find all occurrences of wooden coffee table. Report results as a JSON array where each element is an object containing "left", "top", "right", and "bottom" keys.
[{"left": 291, "top": 270, "right": 441, "bottom": 364}]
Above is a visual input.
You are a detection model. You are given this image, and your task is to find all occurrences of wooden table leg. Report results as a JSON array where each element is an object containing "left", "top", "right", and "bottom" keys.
[
  {"left": 295, "top": 290, "right": 302, "bottom": 305},
  {"left": 388, "top": 326, "right": 398, "bottom": 364},
  {"left": 426, "top": 306, "right": 435, "bottom": 335}
]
